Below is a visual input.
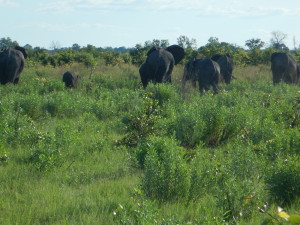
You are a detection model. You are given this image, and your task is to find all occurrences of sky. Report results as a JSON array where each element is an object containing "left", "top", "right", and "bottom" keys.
[{"left": 1, "top": 0, "right": 300, "bottom": 49}]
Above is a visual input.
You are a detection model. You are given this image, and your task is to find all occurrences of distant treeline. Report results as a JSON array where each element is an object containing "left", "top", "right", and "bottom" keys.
[{"left": 1, "top": 36, "right": 300, "bottom": 68}]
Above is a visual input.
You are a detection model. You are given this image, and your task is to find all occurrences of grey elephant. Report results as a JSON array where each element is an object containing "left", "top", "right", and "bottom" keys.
[
  {"left": 271, "top": 52, "right": 299, "bottom": 84},
  {"left": 182, "top": 58, "right": 220, "bottom": 94},
  {"left": 62, "top": 71, "right": 79, "bottom": 88},
  {"left": 139, "top": 45, "right": 185, "bottom": 88},
  {"left": 0, "top": 46, "right": 28, "bottom": 84},
  {"left": 211, "top": 54, "right": 234, "bottom": 84}
]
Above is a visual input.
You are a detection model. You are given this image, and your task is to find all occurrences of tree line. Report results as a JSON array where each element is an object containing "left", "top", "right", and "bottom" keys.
[{"left": 1, "top": 32, "right": 300, "bottom": 69}]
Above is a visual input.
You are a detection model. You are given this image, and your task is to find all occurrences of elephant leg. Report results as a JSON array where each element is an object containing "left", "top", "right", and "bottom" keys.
[
  {"left": 283, "top": 72, "right": 293, "bottom": 84},
  {"left": 199, "top": 83, "right": 205, "bottom": 95},
  {"left": 140, "top": 73, "right": 149, "bottom": 88},
  {"left": 191, "top": 77, "right": 197, "bottom": 88},
  {"left": 165, "top": 64, "right": 173, "bottom": 83},
  {"left": 155, "top": 66, "right": 165, "bottom": 83},
  {"left": 212, "top": 82, "right": 219, "bottom": 94},
  {"left": 14, "top": 77, "right": 19, "bottom": 84}
]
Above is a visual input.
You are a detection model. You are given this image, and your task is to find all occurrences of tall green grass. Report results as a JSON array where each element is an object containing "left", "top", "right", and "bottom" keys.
[{"left": 1, "top": 63, "right": 300, "bottom": 224}]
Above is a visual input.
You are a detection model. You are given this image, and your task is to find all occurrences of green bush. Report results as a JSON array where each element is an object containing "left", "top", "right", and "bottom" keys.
[
  {"left": 188, "top": 152, "right": 220, "bottom": 202},
  {"left": 145, "top": 83, "right": 180, "bottom": 106},
  {"left": 141, "top": 136, "right": 190, "bottom": 201},
  {"left": 14, "top": 94, "right": 44, "bottom": 120},
  {"left": 0, "top": 146, "right": 9, "bottom": 165},
  {"left": 266, "top": 159, "right": 300, "bottom": 206},
  {"left": 171, "top": 105, "right": 206, "bottom": 148},
  {"left": 214, "top": 144, "right": 265, "bottom": 221},
  {"left": 120, "top": 93, "right": 162, "bottom": 147}
]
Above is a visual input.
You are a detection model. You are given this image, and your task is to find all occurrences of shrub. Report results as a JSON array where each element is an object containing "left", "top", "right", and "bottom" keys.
[
  {"left": 188, "top": 152, "right": 220, "bottom": 202},
  {"left": 145, "top": 83, "right": 180, "bottom": 106},
  {"left": 14, "top": 94, "right": 44, "bottom": 120},
  {"left": 214, "top": 144, "right": 265, "bottom": 221},
  {"left": 28, "top": 124, "right": 74, "bottom": 172},
  {"left": 171, "top": 105, "right": 206, "bottom": 148},
  {"left": 141, "top": 136, "right": 190, "bottom": 201},
  {"left": 0, "top": 146, "right": 9, "bottom": 165},
  {"left": 120, "top": 93, "right": 161, "bottom": 147},
  {"left": 29, "top": 147, "right": 62, "bottom": 172},
  {"left": 266, "top": 159, "right": 300, "bottom": 206}
]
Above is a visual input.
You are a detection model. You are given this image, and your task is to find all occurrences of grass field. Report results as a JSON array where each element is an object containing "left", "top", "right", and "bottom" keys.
[{"left": 1, "top": 62, "right": 300, "bottom": 224}]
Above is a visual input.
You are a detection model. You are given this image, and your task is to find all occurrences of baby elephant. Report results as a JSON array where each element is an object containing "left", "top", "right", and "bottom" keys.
[{"left": 62, "top": 71, "right": 79, "bottom": 88}]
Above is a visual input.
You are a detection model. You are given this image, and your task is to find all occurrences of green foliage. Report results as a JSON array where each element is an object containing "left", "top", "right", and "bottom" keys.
[
  {"left": 266, "top": 159, "right": 300, "bottom": 206},
  {"left": 1, "top": 62, "right": 300, "bottom": 224},
  {"left": 145, "top": 83, "right": 180, "bottom": 106},
  {"left": 0, "top": 147, "right": 9, "bottom": 165},
  {"left": 141, "top": 136, "right": 190, "bottom": 202},
  {"left": 120, "top": 92, "right": 162, "bottom": 147},
  {"left": 129, "top": 44, "right": 148, "bottom": 66},
  {"left": 29, "top": 124, "right": 74, "bottom": 172},
  {"left": 113, "top": 190, "right": 159, "bottom": 225}
]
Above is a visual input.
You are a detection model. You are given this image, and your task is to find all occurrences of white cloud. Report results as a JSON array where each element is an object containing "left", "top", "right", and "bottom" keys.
[
  {"left": 38, "top": 0, "right": 138, "bottom": 14},
  {"left": 37, "top": 0, "right": 300, "bottom": 17},
  {"left": 20, "top": 22, "right": 132, "bottom": 33},
  {"left": 0, "top": 0, "right": 19, "bottom": 7}
]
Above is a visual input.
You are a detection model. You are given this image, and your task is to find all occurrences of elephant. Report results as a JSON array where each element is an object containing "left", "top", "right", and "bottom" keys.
[
  {"left": 62, "top": 71, "right": 79, "bottom": 88},
  {"left": 182, "top": 58, "right": 220, "bottom": 94},
  {"left": 211, "top": 54, "right": 234, "bottom": 84},
  {"left": 0, "top": 46, "right": 28, "bottom": 84},
  {"left": 271, "top": 52, "right": 299, "bottom": 84},
  {"left": 139, "top": 45, "right": 185, "bottom": 88}
]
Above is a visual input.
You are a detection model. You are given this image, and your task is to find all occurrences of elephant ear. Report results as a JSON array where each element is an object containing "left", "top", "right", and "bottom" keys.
[
  {"left": 15, "top": 46, "right": 28, "bottom": 59},
  {"left": 166, "top": 45, "right": 185, "bottom": 65},
  {"left": 147, "top": 46, "right": 161, "bottom": 56}
]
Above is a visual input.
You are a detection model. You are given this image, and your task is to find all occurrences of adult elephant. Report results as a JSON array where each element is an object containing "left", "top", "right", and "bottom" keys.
[
  {"left": 182, "top": 58, "right": 220, "bottom": 94},
  {"left": 62, "top": 71, "right": 79, "bottom": 88},
  {"left": 211, "top": 54, "right": 234, "bottom": 84},
  {"left": 139, "top": 45, "right": 185, "bottom": 88},
  {"left": 0, "top": 46, "right": 28, "bottom": 84},
  {"left": 271, "top": 52, "right": 299, "bottom": 84}
]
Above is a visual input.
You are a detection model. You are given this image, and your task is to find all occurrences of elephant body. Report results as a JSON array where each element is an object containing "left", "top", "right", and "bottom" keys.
[
  {"left": 62, "top": 71, "right": 79, "bottom": 88},
  {"left": 0, "top": 46, "right": 27, "bottom": 84},
  {"left": 182, "top": 58, "right": 220, "bottom": 94},
  {"left": 211, "top": 54, "right": 234, "bottom": 84},
  {"left": 139, "top": 45, "right": 184, "bottom": 88},
  {"left": 271, "top": 52, "right": 299, "bottom": 84}
]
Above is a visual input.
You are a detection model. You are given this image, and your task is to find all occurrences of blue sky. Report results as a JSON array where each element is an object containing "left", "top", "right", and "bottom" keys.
[{"left": 1, "top": 0, "right": 300, "bottom": 49}]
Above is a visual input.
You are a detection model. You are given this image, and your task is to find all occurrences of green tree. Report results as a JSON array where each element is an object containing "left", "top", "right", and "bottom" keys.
[
  {"left": 270, "top": 31, "right": 289, "bottom": 51},
  {"left": 0, "top": 37, "right": 19, "bottom": 48},
  {"left": 245, "top": 39, "right": 266, "bottom": 65},
  {"left": 245, "top": 38, "right": 265, "bottom": 50},
  {"left": 72, "top": 43, "right": 81, "bottom": 51},
  {"left": 144, "top": 39, "right": 170, "bottom": 48},
  {"left": 129, "top": 44, "right": 147, "bottom": 66},
  {"left": 177, "top": 35, "right": 197, "bottom": 49}
]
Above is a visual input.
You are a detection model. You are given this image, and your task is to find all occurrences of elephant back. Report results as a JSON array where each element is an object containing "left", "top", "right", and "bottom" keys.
[
  {"left": 271, "top": 52, "right": 289, "bottom": 69},
  {"left": 165, "top": 45, "right": 185, "bottom": 65},
  {"left": 211, "top": 54, "right": 222, "bottom": 62},
  {"left": 147, "top": 46, "right": 161, "bottom": 56},
  {"left": 63, "top": 71, "right": 78, "bottom": 88}
]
